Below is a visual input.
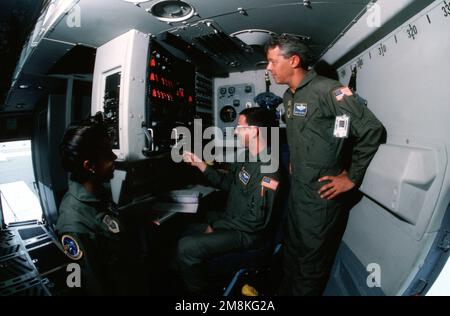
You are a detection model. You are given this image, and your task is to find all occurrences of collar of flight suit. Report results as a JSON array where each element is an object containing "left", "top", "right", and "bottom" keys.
[
  {"left": 285, "top": 69, "right": 318, "bottom": 96},
  {"left": 242, "top": 146, "right": 272, "bottom": 163},
  {"left": 68, "top": 180, "right": 105, "bottom": 203}
]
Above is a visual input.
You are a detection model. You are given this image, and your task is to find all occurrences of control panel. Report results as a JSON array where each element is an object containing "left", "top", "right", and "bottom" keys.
[
  {"left": 103, "top": 72, "right": 121, "bottom": 149},
  {"left": 195, "top": 72, "right": 213, "bottom": 112},
  {"left": 216, "top": 83, "right": 255, "bottom": 135},
  {"left": 146, "top": 41, "right": 196, "bottom": 152}
]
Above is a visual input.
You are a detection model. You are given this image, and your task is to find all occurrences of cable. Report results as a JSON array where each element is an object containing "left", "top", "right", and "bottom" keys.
[{"left": 0, "top": 190, "right": 19, "bottom": 222}]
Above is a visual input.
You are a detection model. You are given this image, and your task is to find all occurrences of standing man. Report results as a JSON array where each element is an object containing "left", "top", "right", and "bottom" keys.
[
  {"left": 266, "top": 34, "right": 385, "bottom": 295},
  {"left": 177, "top": 107, "right": 281, "bottom": 294}
]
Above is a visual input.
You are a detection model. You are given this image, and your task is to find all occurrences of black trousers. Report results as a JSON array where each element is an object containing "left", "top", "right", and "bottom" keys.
[{"left": 175, "top": 216, "right": 253, "bottom": 293}]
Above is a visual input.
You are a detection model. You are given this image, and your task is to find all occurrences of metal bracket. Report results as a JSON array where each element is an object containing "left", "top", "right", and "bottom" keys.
[{"left": 142, "top": 125, "right": 155, "bottom": 155}]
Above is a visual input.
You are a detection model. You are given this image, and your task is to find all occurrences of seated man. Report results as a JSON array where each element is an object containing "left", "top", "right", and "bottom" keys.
[{"left": 177, "top": 107, "right": 281, "bottom": 294}]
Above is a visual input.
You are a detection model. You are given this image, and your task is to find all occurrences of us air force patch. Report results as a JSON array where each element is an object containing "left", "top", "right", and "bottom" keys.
[
  {"left": 61, "top": 234, "right": 83, "bottom": 260},
  {"left": 293, "top": 103, "right": 307, "bottom": 117},
  {"left": 239, "top": 169, "right": 251, "bottom": 185},
  {"left": 103, "top": 214, "right": 120, "bottom": 233}
]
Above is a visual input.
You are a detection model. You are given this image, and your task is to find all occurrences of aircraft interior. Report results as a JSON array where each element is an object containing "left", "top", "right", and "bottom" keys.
[{"left": 0, "top": 0, "right": 449, "bottom": 296}]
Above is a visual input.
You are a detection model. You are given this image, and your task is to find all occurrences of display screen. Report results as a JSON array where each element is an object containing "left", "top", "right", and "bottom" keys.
[
  {"left": 103, "top": 72, "right": 121, "bottom": 149},
  {"left": 147, "top": 41, "right": 195, "bottom": 122},
  {"left": 146, "top": 40, "right": 195, "bottom": 151}
]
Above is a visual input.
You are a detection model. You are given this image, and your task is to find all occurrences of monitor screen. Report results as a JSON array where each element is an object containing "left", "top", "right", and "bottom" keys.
[{"left": 146, "top": 40, "right": 195, "bottom": 151}]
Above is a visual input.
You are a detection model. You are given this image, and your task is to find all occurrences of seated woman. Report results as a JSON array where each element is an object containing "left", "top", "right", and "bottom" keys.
[{"left": 56, "top": 119, "right": 144, "bottom": 295}]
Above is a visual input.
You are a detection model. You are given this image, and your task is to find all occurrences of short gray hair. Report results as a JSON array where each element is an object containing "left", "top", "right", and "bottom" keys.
[{"left": 265, "top": 34, "right": 315, "bottom": 70}]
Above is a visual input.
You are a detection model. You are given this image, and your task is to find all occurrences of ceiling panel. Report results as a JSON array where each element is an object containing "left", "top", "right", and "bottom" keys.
[
  {"left": 5, "top": 0, "right": 374, "bottom": 113},
  {"left": 213, "top": 2, "right": 369, "bottom": 56},
  {"left": 47, "top": 0, "right": 371, "bottom": 56},
  {"left": 47, "top": 0, "right": 171, "bottom": 47}
]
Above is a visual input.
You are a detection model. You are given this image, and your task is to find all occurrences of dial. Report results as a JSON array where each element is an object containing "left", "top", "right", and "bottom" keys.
[{"left": 220, "top": 106, "right": 237, "bottom": 123}]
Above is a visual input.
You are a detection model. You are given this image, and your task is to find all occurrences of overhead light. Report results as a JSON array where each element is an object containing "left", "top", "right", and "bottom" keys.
[
  {"left": 237, "top": 7, "right": 248, "bottom": 16},
  {"left": 281, "top": 32, "right": 311, "bottom": 41},
  {"left": 18, "top": 84, "right": 30, "bottom": 89},
  {"left": 123, "top": 0, "right": 152, "bottom": 4},
  {"left": 150, "top": 0, "right": 195, "bottom": 23},
  {"left": 230, "top": 29, "right": 276, "bottom": 46},
  {"left": 256, "top": 61, "right": 268, "bottom": 67}
]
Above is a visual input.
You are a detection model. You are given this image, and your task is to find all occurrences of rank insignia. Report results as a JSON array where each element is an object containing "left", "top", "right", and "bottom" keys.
[{"left": 286, "top": 100, "right": 293, "bottom": 119}]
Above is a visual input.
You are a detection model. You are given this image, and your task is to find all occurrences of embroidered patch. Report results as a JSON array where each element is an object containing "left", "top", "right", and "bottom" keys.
[
  {"left": 261, "top": 176, "right": 279, "bottom": 191},
  {"left": 61, "top": 235, "right": 83, "bottom": 260},
  {"left": 239, "top": 169, "right": 251, "bottom": 185},
  {"left": 335, "top": 87, "right": 353, "bottom": 101},
  {"left": 103, "top": 214, "right": 120, "bottom": 234},
  {"left": 293, "top": 103, "right": 307, "bottom": 117}
]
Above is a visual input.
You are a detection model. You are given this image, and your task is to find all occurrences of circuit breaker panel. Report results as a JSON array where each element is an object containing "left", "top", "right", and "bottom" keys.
[{"left": 216, "top": 83, "right": 255, "bottom": 139}]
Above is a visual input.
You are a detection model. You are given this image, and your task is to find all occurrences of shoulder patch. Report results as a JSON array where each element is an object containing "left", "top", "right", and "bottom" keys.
[
  {"left": 61, "top": 234, "right": 83, "bottom": 260},
  {"left": 335, "top": 87, "right": 353, "bottom": 101},
  {"left": 103, "top": 214, "right": 120, "bottom": 234},
  {"left": 261, "top": 176, "right": 279, "bottom": 191}
]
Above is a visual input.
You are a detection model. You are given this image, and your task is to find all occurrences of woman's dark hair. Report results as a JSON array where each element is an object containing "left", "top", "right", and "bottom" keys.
[{"left": 59, "top": 116, "right": 111, "bottom": 183}]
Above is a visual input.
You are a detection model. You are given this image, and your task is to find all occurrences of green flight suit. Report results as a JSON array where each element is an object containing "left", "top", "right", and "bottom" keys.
[
  {"left": 281, "top": 69, "right": 385, "bottom": 296},
  {"left": 55, "top": 180, "right": 128, "bottom": 295},
  {"left": 176, "top": 151, "right": 281, "bottom": 293}
]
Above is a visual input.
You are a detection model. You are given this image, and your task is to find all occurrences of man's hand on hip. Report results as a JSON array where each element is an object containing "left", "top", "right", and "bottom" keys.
[{"left": 318, "top": 170, "right": 355, "bottom": 200}]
